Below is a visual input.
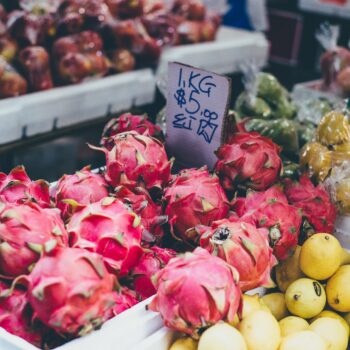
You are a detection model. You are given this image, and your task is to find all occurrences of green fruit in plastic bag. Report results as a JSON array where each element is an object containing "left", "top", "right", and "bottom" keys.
[
  {"left": 257, "top": 73, "right": 286, "bottom": 102},
  {"left": 272, "top": 95, "right": 297, "bottom": 120},
  {"left": 298, "top": 122, "right": 316, "bottom": 147},
  {"left": 235, "top": 92, "right": 272, "bottom": 119},
  {"left": 282, "top": 161, "right": 300, "bottom": 180}
]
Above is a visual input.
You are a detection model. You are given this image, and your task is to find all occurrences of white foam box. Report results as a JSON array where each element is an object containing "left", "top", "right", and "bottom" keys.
[
  {"left": 156, "top": 26, "right": 269, "bottom": 78},
  {"left": 299, "top": 0, "right": 350, "bottom": 19},
  {"left": 0, "top": 69, "right": 155, "bottom": 143}
]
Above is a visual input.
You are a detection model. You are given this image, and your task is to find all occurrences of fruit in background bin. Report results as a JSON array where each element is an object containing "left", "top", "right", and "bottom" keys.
[
  {"left": 215, "top": 132, "right": 282, "bottom": 192},
  {"left": 107, "top": 286, "right": 139, "bottom": 318},
  {"left": 235, "top": 93, "right": 273, "bottom": 119},
  {"left": 257, "top": 73, "right": 287, "bottom": 102},
  {"left": 101, "top": 113, "right": 163, "bottom": 151},
  {"left": 110, "top": 49, "right": 136, "bottom": 72},
  {"left": 67, "top": 197, "right": 143, "bottom": 277},
  {"left": 0, "top": 281, "right": 43, "bottom": 347},
  {"left": 279, "top": 331, "right": 327, "bottom": 350},
  {"left": 0, "top": 67, "right": 28, "bottom": 99},
  {"left": 92, "top": 131, "right": 172, "bottom": 191},
  {"left": 0, "top": 37, "right": 17, "bottom": 62},
  {"left": 279, "top": 316, "right": 309, "bottom": 337},
  {"left": 275, "top": 245, "right": 304, "bottom": 292},
  {"left": 53, "top": 166, "right": 109, "bottom": 221},
  {"left": 0, "top": 166, "right": 50, "bottom": 208},
  {"left": 115, "top": 186, "right": 166, "bottom": 244},
  {"left": 311, "top": 310, "right": 349, "bottom": 336},
  {"left": 176, "top": 21, "right": 202, "bottom": 44},
  {"left": 262, "top": 293, "right": 288, "bottom": 321},
  {"left": 164, "top": 167, "right": 229, "bottom": 243},
  {"left": 317, "top": 111, "right": 350, "bottom": 146},
  {"left": 241, "top": 294, "right": 270, "bottom": 320},
  {"left": 130, "top": 246, "right": 176, "bottom": 300},
  {"left": 299, "top": 233, "right": 350, "bottom": 281},
  {"left": 239, "top": 310, "right": 281, "bottom": 350},
  {"left": 0, "top": 201, "right": 68, "bottom": 277},
  {"left": 148, "top": 248, "right": 242, "bottom": 338},
  {"left": 285, "top": 278, "right": 326, "bottom": 319},
  {"left": 198, "top": 323, "right": 247, "bottom": 350},
  {"left": 300, "top": 142, "right": 332, "bottom": 182},
  {"left": 27, "top": 247, "right": 115, "bottom": 337},
  {"left": 105, "top": 0, "right": 144, "bottom": 18},
  {"left": 170, "top": 337, "right": 198, "bottom": 350},
  {"left": 233, "top": 186, "right": 302, "bottom": 261},
  {"left": 326, "top": 265, "right": 350, "bottom": 312},
  {"left": 284, "top": 175, "right": 336, "bottom": 238},
  {"left": 199, "top": 220, "right": 277, "bottom": 291},
  {"left": 19, "top": 46, "right": 53, "bottom": 92},
  {"left": 309, "top": 318, "right": 348, "bottom": 350},
  {"left": 272, "top": 95, "right": 296, "bottom": 120},
  {"left": 337, "top": 66, "right": 350, "bottom": 95}
]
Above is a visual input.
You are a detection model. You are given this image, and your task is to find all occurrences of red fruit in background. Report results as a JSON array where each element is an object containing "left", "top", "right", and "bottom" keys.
[
  {"left": 284, "top": 174, "right": 337, "bottom": 235},
  {"left": 107, "top": 287, "right": 139, "bottom": 318},
  {"left": 0, "top": 201, "right": 68, "bottom": 278},
  {"left": 101, "top": 113, "right": 163, "bottom": 150},
  {"left": 176, "top": 20, "right": 202, "bottom": 45},
  {"left": 105, "top": 0, "right": 144, "bottom": 19},
  {"left": 171, "top": 0, "right": 206, "bottom": 21},
  {"left": 130, "top": 246, "right": 176, "bottom": 299},
  {"left": 7, "top": 10, "right": 55, "bottom": 47},
  {"left": 53, "top": 166, "right": 109, "bottom": 221},
  {"left": 336, "top": 66, "right": 350, "bottom": 95},
  {"left": 0, "top": 281, "right": 42, "bottom": 347},
  {"left": 164, "top": 167, "right": 230, "bottom": 243},
  {"left": 110, "top": 49, "right": 136, "bottom": 73},
  {"left": 200, "top": 19, "right": 218, "bottom": 42},
  {"left": 0, "top": 37, "right": 18, "bottom": 62},
  {"left": 199, "top": 220, "right": 277, "bottom": 291},
  {"left": 53, "top": 31, "right": 104, "bottom": 61},
  {"left": 0, "top": 66, "right": 27, "bottom": 99},
  {"left": 143, "top": 0, "right": 165, "bottom": 14},
  {"left": 114, "top": 186, "right": 167, "bottom": 244},
  {"left": 215, "top": 132, "right": 283, "bottom": 192},
  {"left": 19, "top": 46, "right": 53, "bottom": 92},
  {"left": 67, "top": 197, "right": 143, "bottom": 277},
  {"left": 148, "top": 248, "right": 241, "bottom": 338},
  {"left": 0, "top": 166, "right": 50, "bottom": 208},
  {"left": 27, "top": 248, "right": 115, "bottom": 336},
  {"left": 106, "top": 19, "right": 140, "bottom": 50},
  {"left": 92, "top": 131, "right": 172, "bottom": 191}
]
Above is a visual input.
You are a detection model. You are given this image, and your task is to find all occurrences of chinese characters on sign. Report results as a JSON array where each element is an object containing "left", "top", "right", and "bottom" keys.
[{"left": 166, "top": 62, "right": 231, "bottom": 169}]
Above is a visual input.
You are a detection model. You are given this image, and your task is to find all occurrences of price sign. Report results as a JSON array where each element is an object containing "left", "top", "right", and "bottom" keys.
[{"left": 166, "top": 62, "right": 232, "bottom": 169}]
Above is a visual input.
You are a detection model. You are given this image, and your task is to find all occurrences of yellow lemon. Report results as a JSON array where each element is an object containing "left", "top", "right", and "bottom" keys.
[
  {"left": 279, "top": 316, "right": 309, "bottom": 337},
  {"left": 279, "top": 331, "right": 327, "bottom": 350},
  {"left": 326, "top": 265, "right": 350, "bottom": 312},
  {"left": 170, "top": 337, "right": 198, "bottom": 350},
  {"left": 311, "top": 310, "right": 349, "bottom": 336},
  {"left": 241, "top": 294, "right": 270, "bottom": 320},
  {"left": 262, "top": 293, "right": 289, "bottom": 321}
]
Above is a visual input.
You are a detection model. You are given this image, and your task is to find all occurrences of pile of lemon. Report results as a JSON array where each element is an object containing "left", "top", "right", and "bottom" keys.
[{"left": 170, "top": 233, "right": 350, "bottom": 350}]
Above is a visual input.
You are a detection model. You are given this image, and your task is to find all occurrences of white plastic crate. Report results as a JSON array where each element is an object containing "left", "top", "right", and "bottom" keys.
[
  {"left": 0, "top": 69, "right": 155, "bottom": 143},
  {"left": 156, "top": 26, "right": 269, "bottom": 79},
  {"left": 299, "top": 0, "right": 350, "bottom": 19}
]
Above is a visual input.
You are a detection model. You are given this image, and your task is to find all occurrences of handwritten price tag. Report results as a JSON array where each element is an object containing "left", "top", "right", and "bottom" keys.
[{"left": 166, "top": 62, "right": 232, "bottom": 169}]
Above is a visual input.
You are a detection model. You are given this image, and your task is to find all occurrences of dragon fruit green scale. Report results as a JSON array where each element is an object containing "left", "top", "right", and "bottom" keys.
[{"left": 148, "top": 248, "right": 241, "bottom": 339}]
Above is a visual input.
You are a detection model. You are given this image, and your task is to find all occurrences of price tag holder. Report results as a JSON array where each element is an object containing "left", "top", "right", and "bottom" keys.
[{"left": 166, "top": 62, "right": 232, "bottom": 169}]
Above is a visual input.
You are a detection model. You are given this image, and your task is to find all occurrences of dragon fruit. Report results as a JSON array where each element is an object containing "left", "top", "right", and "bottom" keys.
[
  {"left": 148, "top": 248, "right": 241, "bottom": 338},
  {"left": 114, "top": 186, "right": 167, "bottom": 244},
  {"left": 0, "top": 201, "right": 68, "bottom": 278},
  {"left": 284, "top": 174, "right": 337, "bottom": 236},
  {"left": 232, "top": 186, "right": 302, "bottom": 261},
  {"left": 67, "top": 197, "right": 143, "bottom": 277},
  {"left": 130, "top": 246, "right": 176, "bottom": 299},
  {"left": 91, "top": 131, "right": 172, "bottom": 191},
  {"left": 215, "top": 132, "right": 282, "bottom": 191},
  {"left": 107, "top": 287, "right": 139, "bottom": 318},
  {"left": 101, "top": 113, "right": 163, "bottom": 150},
  {"left": 0, "top": 281, "right": 42, "bottom": 347},
  {"left": 164, "top": 167, "right": 230, "bottom": 243},
  {"left": 0, "top": 166, "right": 50, "bottom": 208},
  {"left": 199, "top": 220, "right": 277, "bottom": 291},
  {"left": 27, "top": 247, "right": 115, "bottom": 337},
  {"left": 53, "top": 166, "right": 109, "bottom": 220}
]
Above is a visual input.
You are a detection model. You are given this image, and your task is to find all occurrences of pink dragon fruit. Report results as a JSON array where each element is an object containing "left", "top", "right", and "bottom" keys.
[
  {"left": 27, "top": 247, "right": 115, "bottom": 337},
  {"left": 53, "top": 166, "right": 109, "bottom": 220},
  {"left": 67, "top": 197, "right": 143, "bottom": 277},
  {"left": 215, "top": 132, "right": 283, "bottom": 191},
  {"left": 130, "top": 246, "right": 176, "bottom": 300},
  {"left": 199, "top": 220, "right": 277, "bottom": 291},
  {"left": 148, "top": 248, "right": 241, "bottom": 338},
  {"left": 114, "top": 186, "right": 167, "bottom": 244},
  {"left": 284, "top": 174, "right": 337, "bottom": 236},
  {"left": 0, "top": 201, "right": 68, "bottom": 277},
  {"left": 0, "top": 166, "right": 50, "bottom": 208},
  {"left": 101, "top": 113, "right": 163, "bottom": 150},
  {"left": 232, "top": 186, "right": 302, "bottom": 261},
  {"left": 0, "top": 281, "right": 42, "bottom": 347},
  {"left": 107, "top": 286, "right": 139, "bottom": 318},
  {"left": 91, "top": 131, "right": 172, "bottom": 191},
  {"left": 163, "top": 167, "right": 230, "bottom": 243}
]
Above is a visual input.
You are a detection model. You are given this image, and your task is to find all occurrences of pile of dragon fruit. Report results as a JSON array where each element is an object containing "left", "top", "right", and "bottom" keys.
[
  {"left": 0, "top": 0, "right": 220, "bottom": 99},
  {"left": 0, "top": 112, "right": 337, "bottom": 348}
]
